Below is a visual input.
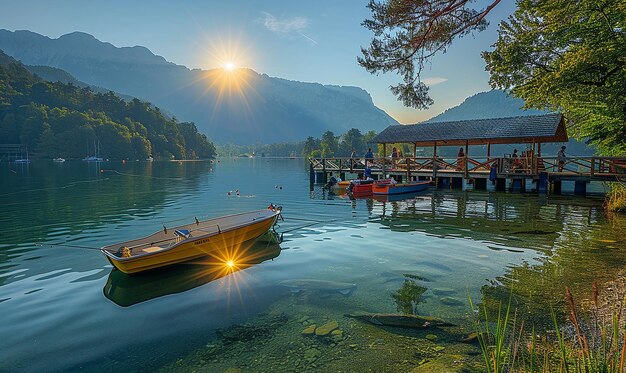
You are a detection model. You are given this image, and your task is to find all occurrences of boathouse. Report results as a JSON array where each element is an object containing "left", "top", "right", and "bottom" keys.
[{"left": 309, "top": 114, "right": 626, "bottom": 195}]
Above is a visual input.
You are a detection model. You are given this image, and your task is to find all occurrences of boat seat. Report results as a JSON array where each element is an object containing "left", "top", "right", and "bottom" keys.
[{"left": 142, "top": 246, "right": 166, "bottom": 253}]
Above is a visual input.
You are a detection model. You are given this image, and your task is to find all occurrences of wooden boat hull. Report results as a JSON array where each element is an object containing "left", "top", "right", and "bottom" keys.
[
  {"left": 103, "top": 234, "right": 281, "bottom": 306},
  {"left": 350, "top": 182, "right": 373, "bottom": 196},
  {"left": 101, "top": 209, "right": 281, "bottom": 274},
  {"left": 372, "top": 181, "right": 429, "bottom": 195}
]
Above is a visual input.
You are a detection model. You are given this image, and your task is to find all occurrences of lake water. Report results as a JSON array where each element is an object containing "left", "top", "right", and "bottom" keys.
[{"left": 1, "top": 158, "right": 625, "bottom": 372}]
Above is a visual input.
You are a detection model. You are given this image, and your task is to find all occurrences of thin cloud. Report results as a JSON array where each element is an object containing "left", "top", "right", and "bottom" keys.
[
  {"left": 422, "top": 77, "right": 448, "bottom": 86},
  {"left": 259, "top": 12, "right": 317, "bottom": 45},
  {"left": 299, "top": 32, "right": 318, "bottom": 45}
]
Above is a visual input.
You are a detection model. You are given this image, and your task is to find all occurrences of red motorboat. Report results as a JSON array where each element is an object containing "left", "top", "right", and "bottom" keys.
[{"left": 347, "top": 179, "right": 374, "bottom": 197}]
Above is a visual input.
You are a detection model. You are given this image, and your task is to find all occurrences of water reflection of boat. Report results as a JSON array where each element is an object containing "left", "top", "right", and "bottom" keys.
[
  {"left": 371, "top": 191, "right": 427, "bottom": 203},
  {"left": 101, "top": 208, "right": 282, "bottom": 274},
  {"left": 103, "top": 234, "right": 282, "bottom": 307}
]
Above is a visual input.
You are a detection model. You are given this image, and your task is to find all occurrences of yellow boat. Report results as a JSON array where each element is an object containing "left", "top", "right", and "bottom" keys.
[
  {"left": 103, "top": 233, "right": 282, "bottom": 306},
  {"left": 101, "top": 207, "right": 282, "bottom": 274}
]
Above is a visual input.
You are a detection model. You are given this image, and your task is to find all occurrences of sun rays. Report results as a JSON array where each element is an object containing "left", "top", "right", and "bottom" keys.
[
  {"left": 186, "top": 33, "right": 261, "bottom": 127},
  {"left": 188, "top": 238, "right": 279, "bottom": 311}
]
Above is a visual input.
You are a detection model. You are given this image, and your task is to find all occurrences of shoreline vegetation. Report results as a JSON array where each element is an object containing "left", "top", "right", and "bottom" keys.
[
  {"left": 606, "top": 184, "right": 626, "bottom": 213},
  {"left": 0, "top": 50, "right": 216, "bottom": 162},
  {"left": 472, "top": 284, "right": 626, "bottom": 372}
]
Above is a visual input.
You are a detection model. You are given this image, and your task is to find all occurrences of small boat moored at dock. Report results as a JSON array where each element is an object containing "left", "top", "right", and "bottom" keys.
[
  {"left": 347, "top": 179, "right": 374, "bottom": 197},
  {"left": 101, "top": 207, "right": 282, "bottom": 274},
  {"left": 372, "top": 180, "right": 429, "bottom": 195}
]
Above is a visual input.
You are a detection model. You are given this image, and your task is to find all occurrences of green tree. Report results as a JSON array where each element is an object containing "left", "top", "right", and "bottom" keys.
[
  {"left": 359, "top": 0, "right": 499, "bottom": 109},
  {"left": 302, "top": 136, "right": 319, "bottom": 157},
  {"left": 320, "top": 130, "right": 338, "bottom": 157},
  {"left": 340, "top": 128, "right": 365, "bottom": 156},
  {"left": 483, "top": 0, "right": 626, "bottom": 155}
]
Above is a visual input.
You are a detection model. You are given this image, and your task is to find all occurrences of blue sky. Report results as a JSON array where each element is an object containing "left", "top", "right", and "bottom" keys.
[{"left": 0, "top": 0, "right": 516, "bottom": 124}]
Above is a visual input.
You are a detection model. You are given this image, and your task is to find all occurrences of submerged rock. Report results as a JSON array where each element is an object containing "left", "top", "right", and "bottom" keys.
[
  {"left": 431, "top": 288, "right": 456, "bottom": 296},
  {"left": 303, "top": 347, "right": 321, "bottom": 362},
  {"left": 439, "top": 296, "right": 464, "bottom": 306},
  {"left": 301, "top": 325, "right": 316, "bottom": 335},
  {"left": 216, "top": 313, "right": 288, "bottom": 344},
  {"left": 279, "top": 279, "right": 356, "bottom": 295},
  {"left": 315, "top": 320, "right": 339, "bottom": 336},
  {"left": 460, "top": 331, "right": 493, "bottom": 344},
  {"left": 344, "top": 312, "right": 455, "bottom": 329}
]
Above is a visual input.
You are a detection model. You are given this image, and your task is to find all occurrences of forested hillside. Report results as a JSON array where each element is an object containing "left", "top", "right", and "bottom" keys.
[{"left": 0, "top": 50, "right": 215, "bottom": 160}]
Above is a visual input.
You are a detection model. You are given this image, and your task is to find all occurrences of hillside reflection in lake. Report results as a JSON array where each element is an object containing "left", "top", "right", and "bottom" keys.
[{"left": 1, "top": 158, "right": 624, "bottom": 372}]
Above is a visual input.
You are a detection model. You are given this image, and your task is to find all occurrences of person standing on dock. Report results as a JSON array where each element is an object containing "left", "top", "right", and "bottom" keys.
[
  {"left": 364, "top": 147, "right": 374, "bottom": 168},
  {"left": 557, "top": 146, "right": 567, "bottom": 172},
  {"left": 457, "top": 147, "right": 465, "bottom": 170}
]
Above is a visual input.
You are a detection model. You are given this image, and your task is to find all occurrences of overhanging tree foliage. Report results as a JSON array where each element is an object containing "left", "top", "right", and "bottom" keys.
[
  {"left": 483, "top": 0, "right": 626, "bottom": 155},
  {"left": 359, "top": 0, "right": 500, "bottom": 109}
]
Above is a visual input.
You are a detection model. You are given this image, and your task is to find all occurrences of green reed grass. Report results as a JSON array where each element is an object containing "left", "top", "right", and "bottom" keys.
[
  {"left": 605, "top": 183, "right": 626, "bottom": 213},
  {"left": 469, "top": 285, "right": 626, "bottom": 372}
]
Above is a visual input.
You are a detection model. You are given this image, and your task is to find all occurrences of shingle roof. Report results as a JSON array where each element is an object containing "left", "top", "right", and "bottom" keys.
[{"left": 371, "top": 114, "right": 566, "bottom": 145}]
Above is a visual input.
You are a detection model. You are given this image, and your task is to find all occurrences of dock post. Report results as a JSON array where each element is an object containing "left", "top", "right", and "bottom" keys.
[
  {"left": 452, "top": 177, "right": 463, "bottom": 189},
  {"left": 474, "top": 178, "right": 487, "bottom": 190},
  {"left": 496, "top": 178, "right": 506, "bottom": 191},
  {"left": 574, "top": 181, "right": 588, "bottom": 196},
  {"left": 552, "top": 180, "right": 562, "bottom": 195},
  {"left": 511, "top": 178, "right": 524, "bottom": 192},
  {"left": 309, "top": 162, "right": 315, "bottom": 185},
  {"left": 537, "top": 172, "right": 548, "bottom": 194}
]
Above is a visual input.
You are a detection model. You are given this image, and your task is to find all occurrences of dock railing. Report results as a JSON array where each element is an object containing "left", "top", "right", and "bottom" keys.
[{"left": 310, "top": 156, "right": 626, "bottom": 180}]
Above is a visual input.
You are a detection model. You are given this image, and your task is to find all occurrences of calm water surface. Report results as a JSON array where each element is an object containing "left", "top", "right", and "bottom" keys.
[{"left": 1, "top": 158, "right": 625, "bottom": 372}]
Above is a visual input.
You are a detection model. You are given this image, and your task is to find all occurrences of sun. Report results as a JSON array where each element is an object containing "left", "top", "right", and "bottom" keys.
[{"left": 224, "top": 62, "right": 236, "bottom": 71}]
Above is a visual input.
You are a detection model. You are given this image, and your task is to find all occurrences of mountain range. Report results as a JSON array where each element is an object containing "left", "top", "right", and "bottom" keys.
[
  {"left": 427, "top": 90, "right": 546, "bottom": 122},
  {"left": 0, "top": 29, "right": 397, "bottom": 144},
  {"left": 424, "top": 90, "right": 595, "bottom": 155}
]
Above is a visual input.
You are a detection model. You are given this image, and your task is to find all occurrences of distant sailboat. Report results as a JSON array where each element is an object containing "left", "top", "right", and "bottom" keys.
[
  {"left": 53, "top": 157, "right": 66, "bottom": 163},
  {"left": 13, "top": 149, "right": 31, "bottom": 163},
  {"left": 83, "top": 140, "right": 103, "bottom": 162}
]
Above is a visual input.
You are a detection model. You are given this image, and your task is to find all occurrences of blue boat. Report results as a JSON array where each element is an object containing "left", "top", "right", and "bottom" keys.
[{"left": 372, "top": 180, "right": 429, "bottom": 195}]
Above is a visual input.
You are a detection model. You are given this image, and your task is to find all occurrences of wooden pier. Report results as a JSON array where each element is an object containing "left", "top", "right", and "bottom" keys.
[
  {"left": 309, "top": 155, "right": 626, "bottom": 195},
  {"left": 309, "top": 114, "right": 626, "bottom": 196}
]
